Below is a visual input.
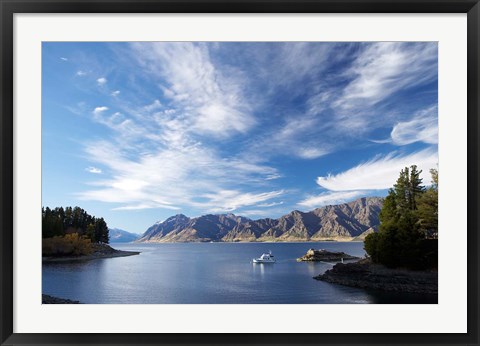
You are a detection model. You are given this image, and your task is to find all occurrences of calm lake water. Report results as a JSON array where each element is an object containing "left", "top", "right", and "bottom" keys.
[{"left": 43, "top": 242, "right": 437, "bottom": 304}]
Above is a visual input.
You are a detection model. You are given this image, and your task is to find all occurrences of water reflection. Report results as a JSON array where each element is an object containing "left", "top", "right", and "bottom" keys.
[
  {"left": 304, "top": 262, "right": 327, "bottom": 276},
  {"left": 43, "top": 242, "right": 437, "bottom": 304},
  {"left": 252, "top": 262, "right": 275, "bottom": 277}
]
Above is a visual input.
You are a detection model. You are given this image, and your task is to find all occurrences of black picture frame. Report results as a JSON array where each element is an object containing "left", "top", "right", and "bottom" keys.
[{"left": 1, "top": 1, "right": 479, "bottom": 345}]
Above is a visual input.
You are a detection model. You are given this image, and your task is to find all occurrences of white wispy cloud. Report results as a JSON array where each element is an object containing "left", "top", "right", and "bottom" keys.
[
  {"left": 239, "top": 208, "right": 288, "bottom": 218},
  {"left": 316, "top": 148, "right": 438, "bottom": 191},
  {"left": 78, "top": 137, "right": 282, "bottom": 212},
  {"left": 318, "top": 42, "right": 438, "bottom": 135},
  {"left": 390, "top": 105, "right": 438, "bottom": 145},
  {"left": 199, "top": 190, "right": 285, "bottom": 213},
  {"left": 97, "top": 77, "right": 107, "bottom": 86},
  {"left": 143, "top": 99, "right": 162, "bottom": 112},
  {"left": 72, "top": 42, "right": 438, "bottom": 218},
  {"left": 90, "top": 106, "right": 148, "bottom": 140},
  {"left": 297, "top": 147, "right": 330, "bottom": 160},
  {"left": 65, "top": 101, "right": 88, "bottom": 116},
  {"left": 245, "top": 113, "right": 332, "bottom": 160},
  {"left": 371, "top": 105, "right": 438, "bottom": 146},
  {"left": 85, "top": 166, "right": 102, "bottom": 174},
  {"left": 130, "top": 42, "right": 255, "bottom": 137},
  {"left": 93, "top": 106, "right": 109, "bottom": 115},
  {"left": 264, "top": 42, "right": 336, "bottom": 92},
  {"left": 238, "top": 43, "right": 438, "bottom": 160},
  {"left": 60, "top": 57, "right": 68, "bottom": 61},
  {"left": 265, "top": 173, "right": 282, "bottom": 181},
  {"left": 298, "top": 191, "right": 365, "bottom": 209},
  {"left": 76, "top": 70, "right": 86, "bottom": 76},
  {"left": 112, "top": 203, "right": 181, "bottom": 211},
  {"left": 336, "top": 43, "right": 437, "bottom": 111},
  {"left": 257, "top": 201, "right": 284, "bottom": 208}
]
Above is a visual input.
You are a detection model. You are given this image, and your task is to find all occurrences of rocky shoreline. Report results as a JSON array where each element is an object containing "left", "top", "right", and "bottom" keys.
[
  {"left": 43, "top": 243, "right": 140, "bottom": 263},
  {"left": 42, "top": 294, "right": 80, "bottom": 304},
  {"left": 315, "top": 259, "right": 437, "bottom": 295},
  {"left": 297, "top": 248, "right": 359, "bottom": 262}
]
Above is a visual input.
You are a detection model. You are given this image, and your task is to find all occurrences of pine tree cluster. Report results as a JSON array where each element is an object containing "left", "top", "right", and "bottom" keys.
[
  {"left": 42, "top": 206, "right": 109, "bottom": 244},
  {"left": 364, "top": 165, "right": 438, "bottom": 270}
]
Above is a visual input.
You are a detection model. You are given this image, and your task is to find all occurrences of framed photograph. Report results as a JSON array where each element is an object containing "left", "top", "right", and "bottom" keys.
[{"left": 1, "top": 0, "right": 479, "bottom": 345}]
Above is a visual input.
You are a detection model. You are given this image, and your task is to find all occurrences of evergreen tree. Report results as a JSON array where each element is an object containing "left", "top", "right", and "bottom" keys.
[
  {"left": 416, "top": 168, "right": 438, "bottom": 238},
  {"left": 393, "top": 167, "right": 410, "bottom": 212},
  {"left": 408, "top": 165, "right": 425, "bottom": 210},
  {"left": 94, "top": 218, "right": 109, "bottom": 244},
  {"left": 86, "top": 223, "right": 96, "bottom": 242},
  {"left": 379, "top": 190, "right": 398, "bottom": 224},
  {"left": 42, "top": 206, "right": 109, "bottom": 244},
  {"left": 53, "top": 217, "right": 64, "bottom": 237},
  {"left": 364, "top": 165, "right": 437, "bottom": 269},
  {"left": 393, "top": 165, "right": 424, "bottom": 213},
  {"left": 42, "top": 207, "right": 54, "bottom": 238},
  {"left": 64, "top": 206, "right": 73, "bottom": 228},
  {"left": 430, "top": 168, "right": 438, "bottom": 189}
]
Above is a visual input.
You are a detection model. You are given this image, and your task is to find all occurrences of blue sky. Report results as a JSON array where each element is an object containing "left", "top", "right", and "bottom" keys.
[{"left": 42, "top": 42, "right": 438, "bottom": 234}]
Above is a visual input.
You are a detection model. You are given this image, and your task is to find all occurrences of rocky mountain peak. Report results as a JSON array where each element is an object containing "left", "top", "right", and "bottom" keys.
[{"left": 137, "top": 197, "right": 384, "bottom": 243}]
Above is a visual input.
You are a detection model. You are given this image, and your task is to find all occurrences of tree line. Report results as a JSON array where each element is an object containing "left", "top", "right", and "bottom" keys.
[
  {"left": 42, "top": 206, "right": 109, "bottom": 244},
  {"left": 364, "top": 165, "right": 438, "bottom": 270}
]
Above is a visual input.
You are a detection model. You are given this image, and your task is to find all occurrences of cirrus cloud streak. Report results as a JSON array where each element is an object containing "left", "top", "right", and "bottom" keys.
[
  {"left": 298, "top": 191, "right": 365, "bottom": 209},
  {"left": 316, "top": 149, "right": 438, "bottom": 192}
]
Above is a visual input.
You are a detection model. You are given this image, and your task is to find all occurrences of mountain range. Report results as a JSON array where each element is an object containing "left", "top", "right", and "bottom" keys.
[
  {"left": 137, "top": 197, "right": 383, "bottom": 243},
  {"left": 109, "top": 228, "right": 140, "bottom": 243}
]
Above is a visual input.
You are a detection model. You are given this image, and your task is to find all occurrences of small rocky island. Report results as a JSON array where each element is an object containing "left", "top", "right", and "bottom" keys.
[
  {"left": 315, "top": 259, "right": 438, "bottom": 295},
  {"left": 297, "top": 248, "right": 359, "bottom": 262}
]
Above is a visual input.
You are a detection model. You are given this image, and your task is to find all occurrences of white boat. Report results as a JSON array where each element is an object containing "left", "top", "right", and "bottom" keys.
[{"left": 253, "top": 251, "right": 276, "bottom": 263}]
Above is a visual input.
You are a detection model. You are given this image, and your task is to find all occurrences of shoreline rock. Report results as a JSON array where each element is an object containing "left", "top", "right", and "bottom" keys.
[
  {"left": 297, "top": 248, "right": 359, "bottom": 262},
  {"left": 43, "top": 243, "right": 140, "bottom": 263},
  {"left": 42, "top": 294, "right": 80, "bottom": 304},
  {"left": 315, "top": 259, "right": 438, "bottom": 295}
]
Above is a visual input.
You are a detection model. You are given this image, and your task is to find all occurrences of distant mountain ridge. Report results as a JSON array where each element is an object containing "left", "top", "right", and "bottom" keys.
[
  {"left": 109, "top": 228, "right": 140, "bottom": 243},
  {"left": 137, "top": 197, "right": 383, "bottom": 243}
]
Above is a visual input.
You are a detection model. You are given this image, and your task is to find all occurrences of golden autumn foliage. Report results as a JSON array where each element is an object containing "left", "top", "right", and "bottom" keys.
[{"left": 42, "top": 233, "right": 93, "bottom": 257}]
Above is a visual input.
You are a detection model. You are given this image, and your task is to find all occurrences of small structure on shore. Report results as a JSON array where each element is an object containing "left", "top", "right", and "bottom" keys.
[{"left": 297, "top": 248, "right": 359, "bottom": 262}]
